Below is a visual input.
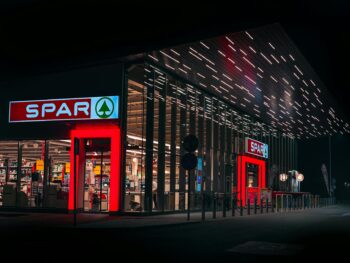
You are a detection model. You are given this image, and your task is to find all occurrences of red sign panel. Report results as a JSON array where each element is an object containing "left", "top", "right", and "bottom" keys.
[
  {"left": 9, "top": 96, "right": 119, "bottom": 123},
  {"left": 245, "top": 137, "right": 268, "bottom": 158}
]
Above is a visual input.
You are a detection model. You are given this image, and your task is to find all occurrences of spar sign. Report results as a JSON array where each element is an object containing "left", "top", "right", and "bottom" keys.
[
  {"left": 245, "top": 137, "right": 268, "bottom": 159},
  {"left": 9, "top": 96, "right": 119, "bottom": 123}
]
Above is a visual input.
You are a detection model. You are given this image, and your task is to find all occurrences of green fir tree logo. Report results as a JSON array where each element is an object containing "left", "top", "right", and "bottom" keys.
[{"left": 95, "top": 97, "right": 114, "bottom": 118}]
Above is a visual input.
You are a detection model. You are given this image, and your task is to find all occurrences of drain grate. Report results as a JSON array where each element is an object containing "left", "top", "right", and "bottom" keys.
[{"left": 227, "top": 241, "right": 303, "bottom": 256}]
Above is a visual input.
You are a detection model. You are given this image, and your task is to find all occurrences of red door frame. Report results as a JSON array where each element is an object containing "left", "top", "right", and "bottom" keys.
[
  {"left": 237, "top": 155, "right": 266, "bottom": 206},
  {"left": 68, "top": 124, "right": 121, "bottom": 212}
]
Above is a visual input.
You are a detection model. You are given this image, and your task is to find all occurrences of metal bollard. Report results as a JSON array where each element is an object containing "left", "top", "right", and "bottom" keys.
[
  {"left": 275, "top": 195, "right": 278, "bottom": 213},
  {"left": 254, "top": 198, "right": 257, "bottom": 214},
  {"left": 240, "top": 199, "right": 243, "bottom": 216},
  {"left": 260, "top": 199, "right": 263, "bottom": 214},
  {"left": 247, "top": 199, "right": 250, "bottom": 215},
  {"left": 201, "top": 192, "right": 205, "bottom": 221},
  {"left": 293, "top": 197, "right": 296, "bottom": 210},
  {"left": 296, "top": 197, "right": 299, "bottom": 210},
  {"left": 232, "top": 197, "right": 236, "bottom": 217},
  {"left": 271, "top": 198, "right": 274, "bottom": 213},
  {"left": 302, "top": 195, "right": 304, "bottom": 210},
  {"left": 223, "top": 194, "right": 226, "bottom": 218},
  {"left": 313, "top": 196, "right": 316, "bottom": 208},
  {"left": 213, "top": 193, "right": 217, "bottom": 219},
  {"left": 266, "top": 198, "right": 269, "bottom": 213}
]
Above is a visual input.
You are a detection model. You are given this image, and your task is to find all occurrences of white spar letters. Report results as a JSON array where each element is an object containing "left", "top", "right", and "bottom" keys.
[
  {"left": 56, "top": 103, "right": 72, "bottom": 117},
  {"left": 13, "top": 96, "right": 118, "bottom": 122},
  {"left": 251, "top": 141, "right": 262, "bottom": 154},
  {"left": 42, "top": 103, "right": 56, "bottom": 117},
  {"left": 74, "top": 102, "right": 89, "bottom": 116},
  {"left": 26, "top": 104, "right": 39, "bottom": 118},
  {"left": 25, "top": 102, "right": 90, "bottom": 119}
]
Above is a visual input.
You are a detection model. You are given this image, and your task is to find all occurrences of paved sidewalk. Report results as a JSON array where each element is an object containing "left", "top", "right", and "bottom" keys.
[
  {"left": 0, "top": 206, "right": 327, "bottom": 229},
  {"left": 79, "top": 206, "right": 324, "bottom": 229}
]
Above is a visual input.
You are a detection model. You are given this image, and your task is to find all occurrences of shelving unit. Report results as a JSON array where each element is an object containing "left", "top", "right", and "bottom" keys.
[
  {"left": 84, "top": 159, "right": 111, "bottom": 212},
  {"left": 50, "top": 162, "right": 69, "bottom": 194}
]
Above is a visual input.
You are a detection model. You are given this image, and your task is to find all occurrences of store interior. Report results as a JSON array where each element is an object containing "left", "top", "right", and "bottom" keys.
[
  {"left": 0, "top": 138, "right": 114, "bottom": 211},
  {"left": 0, "top": 140, "right": 70, "bottom": 207}
]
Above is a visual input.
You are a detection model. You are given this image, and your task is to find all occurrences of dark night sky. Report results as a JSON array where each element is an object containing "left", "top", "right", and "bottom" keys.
[
  {"left": 0, "top": 0, "right": 349, "bottom": 118},
  {"left": 0, "top": 1, "right": 349, "bottom": 197}
]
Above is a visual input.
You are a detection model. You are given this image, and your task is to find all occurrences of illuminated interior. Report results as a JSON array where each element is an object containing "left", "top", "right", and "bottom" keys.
[{"left": 0, "top": 140, "right": 70, "bottom": 208}]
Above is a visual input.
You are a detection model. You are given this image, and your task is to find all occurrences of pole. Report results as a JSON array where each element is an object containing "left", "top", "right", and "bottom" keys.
[
  {"left": 213, "top": 192, "right": 217, "bottom": 219},
  {"left": 254, "top": 197, "right": 257, "bottom": 214},
  {"left": 247, "top": 199, "right": 250, "bottom": 215},
  {"left": 232, "top": 194, "right": 236, "bottom": 216},
  {"left": 73, "top": 138, "right": 79, "bottom": 227},
  {"left": 329, "top": 136, "right": 332, "bottom": 197},
  {"left": 187, "top": 169, "right": 191, "bottom": 221},
  {"left": 100, "top": 150, "right": 103, "bottom": 212},
  {"left": 240, "top": 199, "right": 243, "bottom": 216},
  {"left": 266, "top": 198, "right": 269, "bottom": 213},
  {"left": 201, "top": 178, "right": 205, "bottom": 221}
]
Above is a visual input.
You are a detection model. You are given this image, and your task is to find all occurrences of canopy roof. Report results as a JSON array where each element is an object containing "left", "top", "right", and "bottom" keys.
[{"left": 146, "top": 24, "right": 349, "bottom": 139}]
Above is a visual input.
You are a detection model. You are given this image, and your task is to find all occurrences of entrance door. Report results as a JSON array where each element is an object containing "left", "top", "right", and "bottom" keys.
[
  {"left": 237, "top": 155, "right": 266, "bottom": 206},
  {"left": 83, "top": 138, "right": 111, "bottom": 212},
  {"left": 68, "top": 125, "right": 121, "bottom": 213},
  {"left": 246, "top": 163, "right": 259, "bottom": 205}
]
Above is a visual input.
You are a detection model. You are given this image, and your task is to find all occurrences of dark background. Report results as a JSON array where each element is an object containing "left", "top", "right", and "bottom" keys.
[
  {"left": 0, "top": 0, "right": 349, "bottom": 199},
  {"left": 0, "top": 0, "right": 349, "bottom": 118},
  {"left": 299, "top": 136, "right": 350, "bottom": 200}
]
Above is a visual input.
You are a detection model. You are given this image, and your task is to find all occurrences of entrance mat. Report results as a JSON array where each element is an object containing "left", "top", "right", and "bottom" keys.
[{"left": 226, "top": 241, "right": 304, "bottom": 256}]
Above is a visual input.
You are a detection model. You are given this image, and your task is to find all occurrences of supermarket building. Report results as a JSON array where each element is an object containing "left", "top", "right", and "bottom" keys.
[{"left": 0, "top": 24, "right": 348, "bottom": 214}]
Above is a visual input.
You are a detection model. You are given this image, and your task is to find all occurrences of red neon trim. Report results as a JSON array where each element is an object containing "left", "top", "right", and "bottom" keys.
[
  {"left": 237, "top": 156, "right": 241, "bottom": 203},
  {"left": 237, "top": 155, "right": 266, "bottom": 206},
  {"left": 68, "top": 125, "right": 121, "bottom": 212}
]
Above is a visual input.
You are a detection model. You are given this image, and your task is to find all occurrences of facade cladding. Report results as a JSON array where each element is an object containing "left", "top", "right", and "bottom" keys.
[{"left": 0, "top": 24, "right": 348, "bottom": 213}]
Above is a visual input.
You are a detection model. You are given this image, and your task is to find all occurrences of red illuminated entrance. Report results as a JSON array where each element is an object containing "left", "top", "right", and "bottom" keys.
[
  {"left": 237, "top": 155, "right": 266, "bottom": 206},
  {"left": 68, "top": 124, "right": 121, "bottom": 212}
]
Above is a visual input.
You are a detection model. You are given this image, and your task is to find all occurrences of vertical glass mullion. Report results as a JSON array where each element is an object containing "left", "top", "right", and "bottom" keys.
[
  {"left": 170, "top": 84, "right": 177, "bottom": 211},
  {"left": 144, "top": 68, "right": 155, "bottom": 212},
  {"left": 179, "top": 84, "right": 187, "bottom": 211},
  {"left": 157, "top": 74, "right": 166, "bottom": 212}
]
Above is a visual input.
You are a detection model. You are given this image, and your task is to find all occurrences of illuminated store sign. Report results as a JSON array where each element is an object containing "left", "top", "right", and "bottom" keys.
[
  {"left": 245, "top": 137, "right": 268, "bottom": 158},
  {"left": 9, "top": 96, "right": 119, "bottom": 123}
]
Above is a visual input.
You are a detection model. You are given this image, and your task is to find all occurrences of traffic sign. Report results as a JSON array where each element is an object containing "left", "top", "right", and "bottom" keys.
[
  {"left": 181, "top": 153, "right": 198, "bottom": 170},
  {"left": 182, "top": 134, "right": 199, "bottom": 153}
]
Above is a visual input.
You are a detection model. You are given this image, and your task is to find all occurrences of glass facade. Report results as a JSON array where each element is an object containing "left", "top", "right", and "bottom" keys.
[
  {"left": 0, "top": 62, "right": 298, "bottom": 212},
  {"left": 125, "top": 62, "right": 298, "bottom": 212},
  {"left": 0, "top": 140, "right": 70, "bottom": 209}
]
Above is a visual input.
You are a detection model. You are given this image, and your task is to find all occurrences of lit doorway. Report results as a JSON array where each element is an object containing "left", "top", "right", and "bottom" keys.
[
  {"left": 237, "top": 155, "right": 266, "bottom": 206},
  {"left": 68, "top": 125, "right": 121, "bottom": 213},
  {"left": 83, "top": 138, "right": 111, "bottom": 212}
]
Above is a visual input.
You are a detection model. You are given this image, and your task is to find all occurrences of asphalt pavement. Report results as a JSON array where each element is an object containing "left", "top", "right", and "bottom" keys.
[{"left": 0, "top": 204, "right": 349, "bottom": 262}]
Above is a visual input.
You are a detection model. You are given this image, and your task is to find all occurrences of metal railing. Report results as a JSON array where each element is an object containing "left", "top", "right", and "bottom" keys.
[{"left": 193, "top": 192, "right": 336, "bottom": 221}]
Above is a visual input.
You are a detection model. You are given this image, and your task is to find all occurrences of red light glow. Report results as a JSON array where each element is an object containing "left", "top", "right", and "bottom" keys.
[
  {"left": 68, "top": 123, "right": 121, "bottom": 212},
  {"left": 237, "top": 155, "right": 266, "bottom": 206}
]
